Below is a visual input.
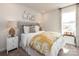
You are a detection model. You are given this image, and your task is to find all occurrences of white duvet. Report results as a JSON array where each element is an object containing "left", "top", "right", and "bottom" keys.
[{"left": 21, "top": 31, "right": 65, "bottom": 56}]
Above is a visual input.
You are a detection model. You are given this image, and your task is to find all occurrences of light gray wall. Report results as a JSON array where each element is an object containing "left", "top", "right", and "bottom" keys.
[
  {"left": 76, "top": 4, "right": 79, "bottom": 47},
  {"left": 0, "top": 3, "right": 41, "bottom": 51},
  {"left": 41, "top": 9, "right": 61, "bottom": 33}
]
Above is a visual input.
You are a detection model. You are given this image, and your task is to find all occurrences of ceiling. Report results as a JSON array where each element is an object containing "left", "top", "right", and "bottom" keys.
[{"left": 22, "top": 3, "right": 75, "bottom": 13}]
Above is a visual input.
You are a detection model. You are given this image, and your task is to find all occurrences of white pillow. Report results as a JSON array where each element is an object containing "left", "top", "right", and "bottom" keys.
[
  {"left": 23, "top": 26, "right": 29, "bottom": 33},
  {"left": 35, "top": 25, "right": 40, "bottom": 32}
]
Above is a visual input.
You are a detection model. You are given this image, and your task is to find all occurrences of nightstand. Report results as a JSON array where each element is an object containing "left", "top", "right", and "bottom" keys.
[{"left": 6, "top": 36, "right": 18, "bottom": 54}]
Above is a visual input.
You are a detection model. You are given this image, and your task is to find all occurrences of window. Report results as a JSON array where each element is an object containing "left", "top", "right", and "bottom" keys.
[{"left": 61, "top": 6, "right": 76, "bottom": 36}]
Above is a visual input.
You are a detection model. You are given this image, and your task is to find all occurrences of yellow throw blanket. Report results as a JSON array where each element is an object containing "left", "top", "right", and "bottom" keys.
[{"left": 29, "top": 33, "right": 54, "bottom": 55}]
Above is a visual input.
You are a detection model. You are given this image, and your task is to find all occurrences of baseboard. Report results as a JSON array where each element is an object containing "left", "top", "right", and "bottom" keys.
[{"left": 0, "top": 48, "right": 6, "bottom": 52}]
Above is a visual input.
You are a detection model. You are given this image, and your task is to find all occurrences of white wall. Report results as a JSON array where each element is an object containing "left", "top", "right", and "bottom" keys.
[
  {"left": 41, "top": 9, "right": 61, "bottom": 33},
  {"left": 0, "top": 3, "right": 42, "bottom": 51}
]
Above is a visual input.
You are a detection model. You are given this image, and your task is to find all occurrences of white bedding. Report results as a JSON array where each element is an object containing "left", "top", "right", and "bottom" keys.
[{"left": 20, "top": 31, "right": 65, "bottom": 56}]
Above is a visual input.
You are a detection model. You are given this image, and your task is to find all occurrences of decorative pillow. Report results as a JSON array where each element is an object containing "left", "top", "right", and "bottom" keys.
[
  {"left": 23, "top": 26, "right": 29, "bottom": 33},
  {"left": 29, "top": 26, "right": 35, "bottom": 33},
  {"left": 35, "top": 25, "right": 40, "bottom": 32},
  {"left": 29, "top": 25, "right": 40, "bottom": 33}
]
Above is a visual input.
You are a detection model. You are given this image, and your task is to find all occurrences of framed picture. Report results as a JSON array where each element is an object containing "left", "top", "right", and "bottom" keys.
[{"left": 23, "top": 10, "right": 35, "bottom": 21}]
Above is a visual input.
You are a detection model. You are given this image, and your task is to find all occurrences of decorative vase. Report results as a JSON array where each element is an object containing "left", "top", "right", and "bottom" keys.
[{"left": 9, "top": 27, "right": 15, "bottom": 37}]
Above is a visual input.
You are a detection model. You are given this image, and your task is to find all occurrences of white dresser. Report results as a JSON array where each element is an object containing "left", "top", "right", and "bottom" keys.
[{"left": 6, "top": 36, "right": 18, "bottom": 54}]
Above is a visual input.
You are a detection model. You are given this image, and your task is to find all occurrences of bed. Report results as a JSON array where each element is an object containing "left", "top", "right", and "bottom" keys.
[{"left": 19, "top": 22, "right": 65, "bottom": 56}]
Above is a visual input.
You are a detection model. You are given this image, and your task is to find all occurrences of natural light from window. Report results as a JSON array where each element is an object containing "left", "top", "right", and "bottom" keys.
[{"left": 61, "top": 6, "right": 76, "bottom": 36}]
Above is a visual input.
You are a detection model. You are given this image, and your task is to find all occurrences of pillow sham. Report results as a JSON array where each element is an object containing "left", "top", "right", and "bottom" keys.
[
  {"left": 29, "top": 25, "right": 40, "bottom": 33},
  {"left": 30, "top": 26, "right": 35, "bottom": 33},
  {"left": 23, "top": 26, "right": 29, "bottom": 33}
]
